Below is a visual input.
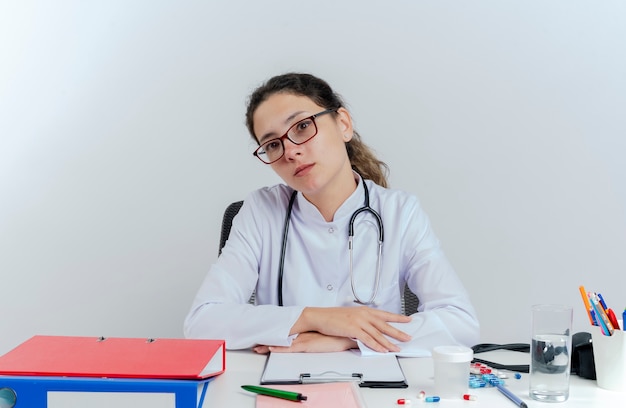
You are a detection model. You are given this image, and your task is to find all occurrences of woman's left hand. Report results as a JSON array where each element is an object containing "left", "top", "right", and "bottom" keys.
[{"left": 252, "top": 332, "right": 357, "bottom": 354}]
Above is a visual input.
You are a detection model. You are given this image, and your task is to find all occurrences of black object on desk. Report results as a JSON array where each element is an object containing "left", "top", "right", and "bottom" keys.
[
  {"left": 472, "top": 343, "right": 530, "bottom": 373},
  {"left": 571, "top": 332, "right": 596, "bottom": 380}
]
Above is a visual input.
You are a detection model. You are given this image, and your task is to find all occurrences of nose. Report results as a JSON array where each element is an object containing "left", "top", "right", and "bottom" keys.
[{"left": 282, "top": 138, "right": 302, "bottom": 161}]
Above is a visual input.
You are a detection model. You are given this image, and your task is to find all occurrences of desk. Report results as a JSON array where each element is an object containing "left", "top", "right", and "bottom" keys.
[{"left": 203, "top": 350, "right": 623, "bottom": 407}]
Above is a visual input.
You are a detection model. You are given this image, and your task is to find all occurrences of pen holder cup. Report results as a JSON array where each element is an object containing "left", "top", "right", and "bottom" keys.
[{"left": 591, "top": 320, "right": 626, "bottom": 392}]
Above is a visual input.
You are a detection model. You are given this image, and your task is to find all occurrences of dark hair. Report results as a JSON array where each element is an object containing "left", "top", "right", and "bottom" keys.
[{"left": 245, "top": 73, "right": 389, "bottom": 187}]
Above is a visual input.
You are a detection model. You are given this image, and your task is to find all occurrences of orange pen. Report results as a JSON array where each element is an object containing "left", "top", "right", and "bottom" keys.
[{"left": 578, "top": 286, "right": 595, "bottom": 325}]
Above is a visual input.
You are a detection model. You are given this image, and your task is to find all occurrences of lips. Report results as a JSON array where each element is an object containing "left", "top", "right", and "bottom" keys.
[{"left": 294, "top": 163, "right": 314, "bottom": 176}]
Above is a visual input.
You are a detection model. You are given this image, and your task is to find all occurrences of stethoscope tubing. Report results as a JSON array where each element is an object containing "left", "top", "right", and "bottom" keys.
[
  {"left": 277, "top": 190, "right": 298, "bottom": 307},
  {"left": 277, "top": 180, "right": 384, "bottom": 306}
]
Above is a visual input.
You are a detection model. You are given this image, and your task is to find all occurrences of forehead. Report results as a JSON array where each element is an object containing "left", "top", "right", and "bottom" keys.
[{"left": 253, "top": 93, "right": 324, "bottom": 138}]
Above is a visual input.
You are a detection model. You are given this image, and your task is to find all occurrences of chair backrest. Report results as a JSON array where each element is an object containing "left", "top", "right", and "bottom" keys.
[
  {"left": 218, "top": 201, "right": 419, "bottom": 315},
  {"left": 219, "top": 201, "right": 244, "bottom": 256}
]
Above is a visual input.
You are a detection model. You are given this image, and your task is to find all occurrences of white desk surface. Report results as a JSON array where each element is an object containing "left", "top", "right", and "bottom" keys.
[{"left": 204, "top": 349, "right": 623, "bottom": 407}]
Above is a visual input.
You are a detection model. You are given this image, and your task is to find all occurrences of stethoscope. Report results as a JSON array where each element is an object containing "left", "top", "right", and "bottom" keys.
[{"left": 277, "top": 180, "right": 384, "bottom": 306}]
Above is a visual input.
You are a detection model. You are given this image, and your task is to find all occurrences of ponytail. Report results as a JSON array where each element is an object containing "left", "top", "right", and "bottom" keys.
[{"left": 346, "top": 132, "right": 389, "bottom": 188}]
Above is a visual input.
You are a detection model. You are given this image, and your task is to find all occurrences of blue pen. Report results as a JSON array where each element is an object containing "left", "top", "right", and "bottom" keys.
[
  {"left": 589, "top": 294, "right": 612, "bottom": 335},
  {"left": 495, "top": 383, "right": 528, "bottom": 408},
  {"left": 597, "top": 293, "right": 608, "bottom": 311},
  {"left": 590, "top": 310, "right": 597, "bottom": 326}
]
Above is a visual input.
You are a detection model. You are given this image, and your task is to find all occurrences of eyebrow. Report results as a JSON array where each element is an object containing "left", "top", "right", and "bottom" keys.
[{"left": 258, "top": 110, "right": 307, "bottom": 144}]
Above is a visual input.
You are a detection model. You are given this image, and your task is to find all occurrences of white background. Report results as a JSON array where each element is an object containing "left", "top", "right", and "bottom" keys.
[{"left": 1, "top": 1, "right": 625, "bottom": 354}]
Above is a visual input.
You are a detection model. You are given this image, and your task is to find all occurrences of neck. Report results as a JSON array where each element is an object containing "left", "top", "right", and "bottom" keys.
[{"left": 304, "top": 171, "right": 358, "bottom": 222}]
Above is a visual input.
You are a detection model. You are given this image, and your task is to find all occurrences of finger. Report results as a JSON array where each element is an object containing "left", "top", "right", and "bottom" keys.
[
  {"left": 377, "top": 323, "right": 412, "bottom": 342},
  {"left": 370, "top": 333, "right": 401, "bottom": 353},
  {"left": 357, "top": 330, "right": 397, "bottom": 353},
  {"left": 253, "top": 345, "right": 271, "bottom": 354},
  {"left": 361, "top": 322, "right": 408, "bottom": 352},
  {"left": 267, "top": 345, "right": 296, "bottom": 353},
  {"left": 372, "top": 309, "right": 412, "bottom": 323}
]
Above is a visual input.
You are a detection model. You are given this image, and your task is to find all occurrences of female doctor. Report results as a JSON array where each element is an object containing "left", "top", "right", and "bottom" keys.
[{"left": 184, "top": 73, "right": 479, "bottom": 354}]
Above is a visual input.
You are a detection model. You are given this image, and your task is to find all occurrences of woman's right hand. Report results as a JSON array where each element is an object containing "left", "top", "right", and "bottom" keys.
[{"left": 290, "top": 306, "right": 412, "bottom": 353}]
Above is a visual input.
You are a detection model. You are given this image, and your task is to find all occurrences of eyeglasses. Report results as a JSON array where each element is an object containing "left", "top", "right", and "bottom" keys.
[{"left": 253, "top": 109, "right": 336, "bottom": 164}]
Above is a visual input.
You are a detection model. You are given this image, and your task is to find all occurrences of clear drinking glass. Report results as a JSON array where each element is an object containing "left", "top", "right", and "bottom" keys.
[{"left": 529, "top": 304, "right": 573, "bottom": 402}]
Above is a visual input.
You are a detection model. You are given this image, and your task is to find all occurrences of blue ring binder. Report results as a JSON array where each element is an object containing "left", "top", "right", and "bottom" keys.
[{"left": 0, "top": 375, "right": 213, "bottom": 408}]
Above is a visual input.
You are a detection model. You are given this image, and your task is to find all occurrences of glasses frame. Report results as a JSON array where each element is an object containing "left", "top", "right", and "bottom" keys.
[{"left": 253, "top": 109, "right": 337, "bottom": 164}]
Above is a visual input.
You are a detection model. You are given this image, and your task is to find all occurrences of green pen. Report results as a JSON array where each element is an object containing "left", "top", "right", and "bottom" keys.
[{"left": 241, "top": 385, "right": 308, "bottom": 402}]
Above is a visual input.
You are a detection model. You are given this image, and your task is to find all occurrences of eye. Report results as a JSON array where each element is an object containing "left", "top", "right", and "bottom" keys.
[
  {"left": 295, "top": 119, "right": 313, "bottom": 134},
  {"left": 264, "top": 140, "right": 281, "bottom": 153}
]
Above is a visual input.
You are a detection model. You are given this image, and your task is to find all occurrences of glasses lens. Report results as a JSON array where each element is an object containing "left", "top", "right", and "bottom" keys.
[
  {"left": 289, "top": 118, "right": 317, "bottom": 143},
  {"left": 257, "top": 139, "right": 283, "bottom": 164}
]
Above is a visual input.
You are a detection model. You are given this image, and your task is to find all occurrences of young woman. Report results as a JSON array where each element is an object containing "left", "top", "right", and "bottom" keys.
[{"left": 184, "top": 73, "right": 479, "bottom": 354}]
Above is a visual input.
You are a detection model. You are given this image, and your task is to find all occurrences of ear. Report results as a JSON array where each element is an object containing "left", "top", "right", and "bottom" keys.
[{"left": 335, "top": 107, "right": 354, "bottom": 142}]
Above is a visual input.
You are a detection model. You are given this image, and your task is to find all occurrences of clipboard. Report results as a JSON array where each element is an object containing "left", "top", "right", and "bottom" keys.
[{"left": 260, "top": 351, "right": 408, "bottom": 388}]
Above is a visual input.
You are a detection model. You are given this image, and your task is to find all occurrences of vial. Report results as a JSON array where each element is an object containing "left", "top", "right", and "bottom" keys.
[{"left": 432, "top": 346, "right": 473, "bottom": 399}]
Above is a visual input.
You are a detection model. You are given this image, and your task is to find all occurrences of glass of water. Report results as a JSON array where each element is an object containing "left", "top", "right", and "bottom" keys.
[{"left": 530, "top": 304, "right": 573, "bottom": 402}]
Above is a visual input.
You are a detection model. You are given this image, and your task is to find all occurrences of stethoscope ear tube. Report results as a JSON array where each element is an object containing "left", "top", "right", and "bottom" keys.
[{"left": 348, "top": 207, "right": 384, "bottom": 242}]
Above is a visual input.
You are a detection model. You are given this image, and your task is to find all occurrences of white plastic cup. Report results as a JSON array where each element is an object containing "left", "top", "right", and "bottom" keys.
[
  {"left": 432, "top": 345, "right": 473, "bottom": 399},
  {"left": 591, "top": 320, "right": 626, "bottom": 392}
]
